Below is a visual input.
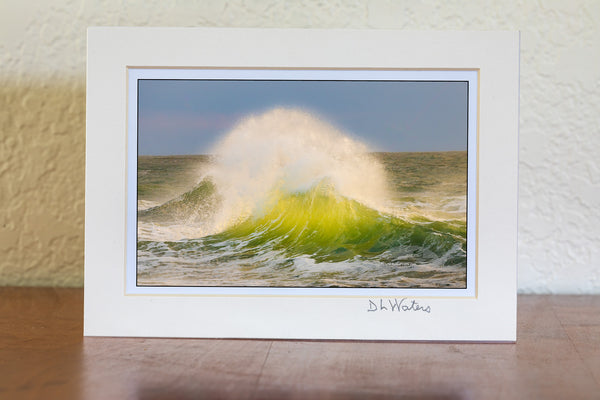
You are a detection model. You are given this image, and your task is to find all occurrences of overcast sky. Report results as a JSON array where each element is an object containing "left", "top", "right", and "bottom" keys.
[{"left": 138, "top": 79, "right": 468, "bottom": 155}]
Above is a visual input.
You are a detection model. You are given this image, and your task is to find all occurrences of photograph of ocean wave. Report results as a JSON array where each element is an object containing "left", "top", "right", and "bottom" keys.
[{"left": 136, "top": 79, "right": 469, "bottom": 288}]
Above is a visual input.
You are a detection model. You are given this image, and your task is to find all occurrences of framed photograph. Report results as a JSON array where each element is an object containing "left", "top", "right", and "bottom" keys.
[{"left": 85, "top": 28, "right": 519, "bottom": 341}]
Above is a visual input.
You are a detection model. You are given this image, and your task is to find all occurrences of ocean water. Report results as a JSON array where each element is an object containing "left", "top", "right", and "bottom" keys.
[{"left": 137, "top": 109, "right": 467, "bottom": 288}]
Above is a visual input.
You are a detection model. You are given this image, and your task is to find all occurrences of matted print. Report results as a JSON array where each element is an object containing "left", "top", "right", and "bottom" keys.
[{"left": 85, "top": 28, "right": 519, "bottom": 340}]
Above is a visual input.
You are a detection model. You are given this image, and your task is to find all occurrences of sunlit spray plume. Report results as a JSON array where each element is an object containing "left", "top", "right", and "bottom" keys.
[{"left": 204, "top": 107, "right": 391, "bottom": 232}]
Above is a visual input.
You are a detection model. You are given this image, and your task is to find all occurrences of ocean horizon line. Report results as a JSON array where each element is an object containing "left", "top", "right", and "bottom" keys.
[{"left": 138, "top": 149, "right": 468, "bottom": 157}]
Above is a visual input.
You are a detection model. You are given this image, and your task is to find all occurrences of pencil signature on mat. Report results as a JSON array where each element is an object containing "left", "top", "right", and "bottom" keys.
[{"left": 367, "top": 298, "right": 431, "bottom": 313}]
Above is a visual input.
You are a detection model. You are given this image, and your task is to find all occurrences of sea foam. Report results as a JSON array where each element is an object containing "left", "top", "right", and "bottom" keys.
[{"left": 203, "top": 107, "right": 391, "bottom": 233}]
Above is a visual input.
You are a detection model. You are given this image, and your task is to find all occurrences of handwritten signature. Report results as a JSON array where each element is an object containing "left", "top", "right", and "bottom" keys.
[{"left": 367, "top": 298, "right": 431, "bottom": 313}]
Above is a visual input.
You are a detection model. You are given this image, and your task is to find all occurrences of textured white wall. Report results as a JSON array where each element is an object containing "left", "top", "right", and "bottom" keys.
[{"left": 0, "top": 1, "right": 598, "bottom": 292}]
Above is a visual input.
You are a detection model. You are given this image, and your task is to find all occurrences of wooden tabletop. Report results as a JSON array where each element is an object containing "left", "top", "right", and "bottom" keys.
[{"left": 0, "top": 288, "right": 598, "bottom": 399}]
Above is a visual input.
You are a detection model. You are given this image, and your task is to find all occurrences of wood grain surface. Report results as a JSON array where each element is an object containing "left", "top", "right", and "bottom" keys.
[{"left": 0, "top": 288, "right": 598, "bottom": 399}]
